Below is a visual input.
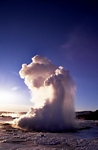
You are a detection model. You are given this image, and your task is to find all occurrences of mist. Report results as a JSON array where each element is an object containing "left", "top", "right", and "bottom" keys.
[{"left": 14, "top": 55, "right": 76, "bottom": 132}]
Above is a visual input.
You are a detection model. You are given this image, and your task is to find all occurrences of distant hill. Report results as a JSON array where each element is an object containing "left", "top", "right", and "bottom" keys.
[
  {"left": 0, "top": 110, "right": 98, "bottom": 120},
  {"left": 76, "top": 110, "right": 98, "bottom": 120}
]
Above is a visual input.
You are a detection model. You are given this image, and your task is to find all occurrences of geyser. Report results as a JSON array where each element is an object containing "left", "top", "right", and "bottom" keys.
[{"left": 14, "top": 55, "right": 76, "bottom": 132}]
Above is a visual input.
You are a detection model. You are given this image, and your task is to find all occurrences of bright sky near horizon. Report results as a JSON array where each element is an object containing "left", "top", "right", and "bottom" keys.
[{"left": 0, "top": 0, "right": 98, "bottom": 112}]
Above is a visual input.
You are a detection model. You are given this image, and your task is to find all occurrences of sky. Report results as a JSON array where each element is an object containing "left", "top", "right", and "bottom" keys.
[{"left": 0, "top": 0, "right": 98, "bottom": 112}]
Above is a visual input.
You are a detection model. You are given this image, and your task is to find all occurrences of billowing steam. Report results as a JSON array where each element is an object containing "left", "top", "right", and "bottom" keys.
[{"left": 14, "top": 55, "right": 76, "bottom": 132}]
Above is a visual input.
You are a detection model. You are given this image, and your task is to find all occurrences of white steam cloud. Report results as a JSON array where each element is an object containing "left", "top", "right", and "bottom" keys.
[{"left": 14, "top": 55, "right": 76, "bottom": 132}]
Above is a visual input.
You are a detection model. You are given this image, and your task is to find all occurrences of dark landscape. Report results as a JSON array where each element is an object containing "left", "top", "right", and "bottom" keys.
[
  {"left": 0, "top": 110, "right": 98, "bottom": 150},
  {"left": 76, "top": 110, "right": 98, "bottom": 120}
]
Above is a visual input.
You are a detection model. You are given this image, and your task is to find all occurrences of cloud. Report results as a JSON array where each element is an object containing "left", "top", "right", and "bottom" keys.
[
  {"left": 60, "top": 26, "right": 98, "bottom": 62},
  {"left": 11, "top": 86, "right": 19, "bottom": 91}
]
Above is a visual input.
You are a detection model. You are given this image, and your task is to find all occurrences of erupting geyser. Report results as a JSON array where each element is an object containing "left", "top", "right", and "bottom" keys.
[{"left": 14, "top": 55, "right": 76, "bottom": 132}]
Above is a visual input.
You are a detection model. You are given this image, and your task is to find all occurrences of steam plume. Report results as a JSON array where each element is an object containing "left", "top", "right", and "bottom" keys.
[{"left": 14, "top": 55, "right": 76, "bottom": 132}]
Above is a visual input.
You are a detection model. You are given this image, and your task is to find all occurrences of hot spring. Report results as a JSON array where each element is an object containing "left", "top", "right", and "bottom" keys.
[{"left": 14, "top": 55, "right": 76, "bottom": 132}]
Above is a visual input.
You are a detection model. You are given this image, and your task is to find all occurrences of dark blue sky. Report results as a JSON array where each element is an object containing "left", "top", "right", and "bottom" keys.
[{"left": 0, "top": 0, "right": 98, "bottom": 111}]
